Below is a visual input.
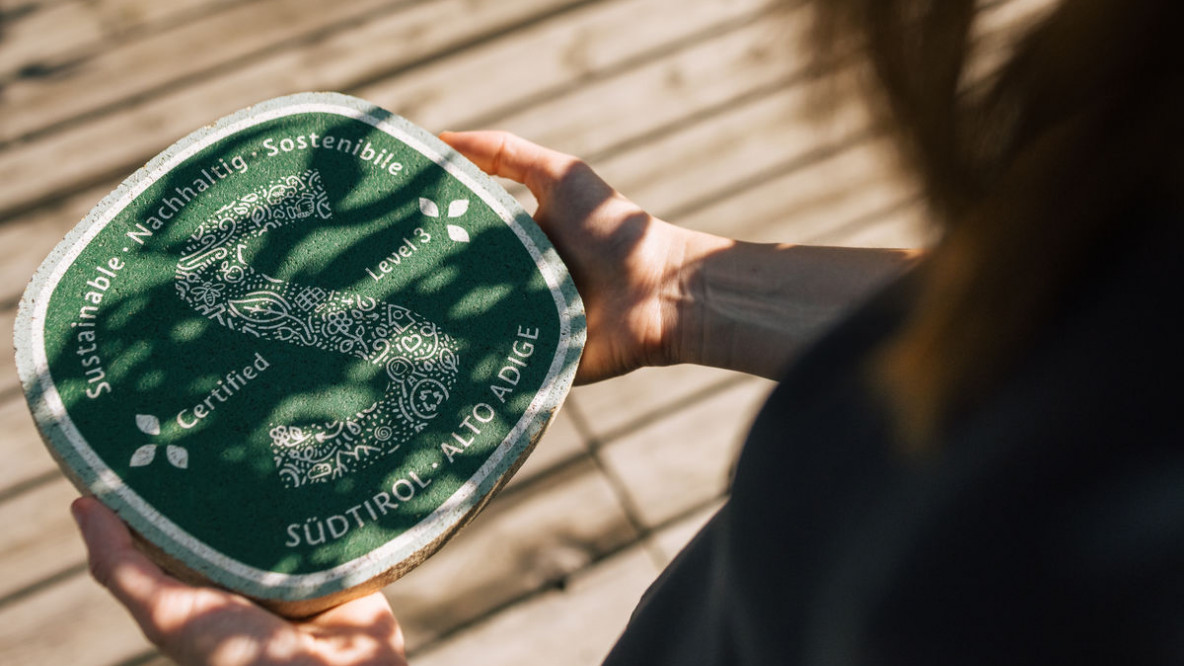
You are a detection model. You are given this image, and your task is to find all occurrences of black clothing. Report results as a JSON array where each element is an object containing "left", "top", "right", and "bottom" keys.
[{"left": 602, "top": 216, "right": 1184, "bottom": 665}]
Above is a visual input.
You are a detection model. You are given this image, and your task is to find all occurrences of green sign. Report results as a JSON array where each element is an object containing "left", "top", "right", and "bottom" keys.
[{"left": 15, "top": 93, "right": 584, "bottom": 606}]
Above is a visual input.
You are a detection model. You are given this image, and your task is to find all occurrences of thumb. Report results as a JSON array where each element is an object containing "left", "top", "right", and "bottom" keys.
[{"left": 439, "top": 130, "right": 584, "bottom": 202}]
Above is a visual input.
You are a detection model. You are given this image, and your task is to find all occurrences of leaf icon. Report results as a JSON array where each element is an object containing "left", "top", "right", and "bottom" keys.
[
  {"left": 166, "top": 445, "right": 189, "bottom": 469},
  {"left": 419, "top": 198, "right": 440, "bottom": 218},
  {"left": 135, "top": 414, "right": 161, "bottom": 436},
  {"left": 447, "top": 225, "right": 471, "bottom": 243},
  {"left": 447, "top": 199, "right": 470, "bottom": 218},
  {"left": 130, "top": 444, "right": 157, "bottom": 467}
]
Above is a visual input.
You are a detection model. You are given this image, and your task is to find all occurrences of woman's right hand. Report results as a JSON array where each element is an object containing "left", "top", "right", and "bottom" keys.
[
  {"left": 441, "top": 131, "right": 722, "bottom": 384},
  {"left": 442, "top": 131, "right": 918, "bottom": 382}
]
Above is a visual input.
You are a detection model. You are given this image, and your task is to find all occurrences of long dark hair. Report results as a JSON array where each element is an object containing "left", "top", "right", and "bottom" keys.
[{"left": 810, "top": 0, "right": 1184, "bottom": 444}]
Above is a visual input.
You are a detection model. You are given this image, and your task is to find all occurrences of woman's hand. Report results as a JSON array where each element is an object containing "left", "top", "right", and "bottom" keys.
[
  {"left": 72, "top": 498, "right": 408, "bottom": 666},
  {"left": 440, "top": 130, "right": 718, "bottom": 384},
  {"left": 441, "top": 131, "right": 918, "bottom": 381}
]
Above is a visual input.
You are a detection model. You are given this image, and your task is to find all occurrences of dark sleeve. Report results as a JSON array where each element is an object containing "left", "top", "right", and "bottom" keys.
[
  {"left": 602, "top": 210, "right": 1184, "bottom": 666},
  {"left": 1050, "top": 437, "right": 1184, "bottom": 665}
]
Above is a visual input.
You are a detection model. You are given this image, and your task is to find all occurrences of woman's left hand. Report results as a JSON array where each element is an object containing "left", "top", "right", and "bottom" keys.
[{"left": 72, "top": 497, "right": 408, "bottom": 666}]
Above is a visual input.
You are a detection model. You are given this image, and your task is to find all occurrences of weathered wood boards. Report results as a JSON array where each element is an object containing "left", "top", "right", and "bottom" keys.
[{"left": 0, "top": 0, "right": 1059, "bottom": 662}]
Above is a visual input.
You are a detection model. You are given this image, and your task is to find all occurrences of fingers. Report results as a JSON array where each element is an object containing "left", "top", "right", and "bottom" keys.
[
  {"left": 308, "top": 591, "right": 397, "bottom": 630},
  {"left": 72, "top": 497, "right": 181, "bottom": 623},
  {"left": 308, "top": 592, "right": 405, "bottom": 649},
  {"left": 72, "top": 498, "right": 287, "bottom": 659},
  {"left": 72, "top": 499, "right": 408, "bottom": 665},
  {"left": 439, "top": 130, "right": 578, "bottom": 200},
  {"left": 299, "top": 593, "right": 407, "bottom": 666},
  {"left": 72, "top": 498, "right": 245, "bottom": 645}
]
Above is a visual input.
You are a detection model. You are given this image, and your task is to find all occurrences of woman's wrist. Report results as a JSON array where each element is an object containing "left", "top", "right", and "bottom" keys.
[
  {"left": 663, "top": 238, "right": 921, "bottom": 378},
  {"left": 655, "top": 227, "right": 734, "bottom": 370}
]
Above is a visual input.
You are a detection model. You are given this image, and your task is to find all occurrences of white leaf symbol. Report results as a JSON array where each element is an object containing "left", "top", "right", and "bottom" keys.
[
  {"left": 130, "top": 445, "right": 157, "bottom": 467},
  {"left": 419, "top": 198, "right": 440, "bottom": 218},
  {"left": 447, "top": 225, "right": 471, "bottom": 243},
  {"left": 447, "top": 199, "right": 469, "bottom": 218},
  {"left": 135, "top": 414, "right": 161, "bottom": 436},
  {"left": 166, "top": 445, "right": 189, "bottom": 469}
]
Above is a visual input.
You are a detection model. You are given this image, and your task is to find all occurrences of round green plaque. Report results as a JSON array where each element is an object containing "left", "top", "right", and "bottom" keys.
[{"left": 14, "top": 93, "right": 585, "bottom": 615}]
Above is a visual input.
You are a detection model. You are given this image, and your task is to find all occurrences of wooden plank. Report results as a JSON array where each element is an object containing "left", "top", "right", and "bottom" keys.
[
  {"left": 372, "top": 6, "right": 889, "bottom": 228},
  {"left": 0, "top": 398, "right": 56, "bottom": 497},
  {"left": 356, "top": 0, "right": 778, "bottom": 132},
  {"left": 501, "top": 408, "right": 588, "bottom": 492},
  {"left": 569, "top": 365, "right": 748, "bottom": 444},
  {"left": 3, "top": 0, "right": 393, "bottom": 142},
  {"left": 467, "top": 64, "right": 912, "bottom": 246},
  {"left": 598, "top": 377, "right": 773, "bottom": 528},
  {"left": 588, "top": 80, "right": 873, "bottom": 221},
  {"left": 452, "top": 4, "right": 810, "bottom": 157},
  {"left": 412, "top": 545, "right": 658, "bottom": 665},
  {"left": 813, "top": 201, "right": 927, "bottom": 249},
  {"left": 0, "top": 182, "right": 112, "bottom": 308},
  {"left": 0, "top": 0, "right": 237, "bottom": 79},
  {"left": 424, "top": 22, "right": 879, "bottom": 221},
  {"left": 0, "top": 477, "right": 83, "bottom": 602},
  {"left": 387, "top": 457, "right": 638, "bottom": 652},
  {"left": 0, "top": 0, "right": 772, "bottom": 305},
  {"left": 369, "top": 0, "right": 1042, "bottom": 231},
  {"left": 675, "top": 132, "right": 923, "bottom": 244},
  {"left": 0, "top": 0, "right": 594, "bottom": 214},
  {"left": 1, "top": 309, "right": 19, "bottom": 399},
  {"left": 78, "top": 0, "right": 240, "bottom": 32},
  {"left": 0, "top": 571, "right": 152, "bottom": 666},
  {"left": 0, "top": 1, "right": 105, "bottom": 77},
  {"left": 0, "top": 0, "right": 773, "bottom": 305},
  {"left": 0, "top": 183, "right": 116, "bottom": 412},
  {"left": 0, "top": 0, "right": 769, "bottom": 219},
  {"left": 470, "top": 0, "right": 1051, "bottom": 222}
]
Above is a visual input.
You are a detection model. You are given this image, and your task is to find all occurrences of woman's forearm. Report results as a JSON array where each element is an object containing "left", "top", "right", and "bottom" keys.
[{"left": 667, "top": 231, "right": 920, "bottom": 378}]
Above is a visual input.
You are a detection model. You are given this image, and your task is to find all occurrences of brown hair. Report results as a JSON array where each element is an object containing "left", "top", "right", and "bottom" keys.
[{"left": 809, "top": 0, "right": 1184, "bottom": 446}]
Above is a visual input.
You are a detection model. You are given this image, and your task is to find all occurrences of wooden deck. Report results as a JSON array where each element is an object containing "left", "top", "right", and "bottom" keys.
[{"left": 0, "top": 0, "right": 1048, "bottom": 663}]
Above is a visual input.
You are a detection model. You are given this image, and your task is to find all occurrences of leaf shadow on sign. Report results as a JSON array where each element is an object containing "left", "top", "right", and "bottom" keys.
[{"left": 39, "top": 116, "right": 559, "bottom": 595}]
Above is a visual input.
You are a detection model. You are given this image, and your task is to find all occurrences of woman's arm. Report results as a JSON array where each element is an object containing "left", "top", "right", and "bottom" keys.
[
  {"left": 72, "top": 132, "right": 917, "bottom": 664},
  {"left": 674, "top": 238, "right": 919, "bottom": 379},
  {"left": 441, "top": 131, "right": 919, "bottom": 382}
]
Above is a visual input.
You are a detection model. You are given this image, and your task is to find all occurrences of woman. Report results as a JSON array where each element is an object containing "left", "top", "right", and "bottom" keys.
[{"left": 72, "top": 0, "right": 1183, "bottom": 663}]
